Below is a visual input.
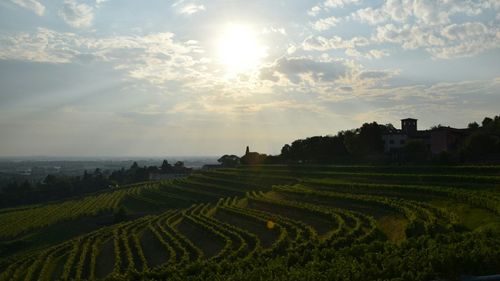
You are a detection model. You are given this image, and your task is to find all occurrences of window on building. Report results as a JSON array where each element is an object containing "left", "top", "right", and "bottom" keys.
[
  {"left": 389, "top": 140, "right": 394, "bottom": 144},
  {"left": 400, "top": 140, "right": 405, "bottom": 145}
]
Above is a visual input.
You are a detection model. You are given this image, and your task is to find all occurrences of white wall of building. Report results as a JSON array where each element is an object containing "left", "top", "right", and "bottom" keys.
[{"left": 382, "top": 134, "right": 408, "bottom": 152}]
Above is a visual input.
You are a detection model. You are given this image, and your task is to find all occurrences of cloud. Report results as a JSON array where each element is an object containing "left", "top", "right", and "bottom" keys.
[
  {"left": 308, "top": 0, "right": 360, "bottom": 17},
  {"left": 262, "top": 27, "right": 287, "bottom": 35},
  {"left": 170, "top": 97, "right": 328, "bottom": 116},
  {"left": 179, "top": 4, "right": 205, "bottom": 15},
  {"left": 308, "top": 0, "right": 492, "bottom": 31},
  {"left": 347, "top": 0, "right": 499, "bottom": 64},
  {"left": 350, "top": 0, "right": 495, "bottom": 25},
  {"left": 374, "top": 24, "right": 445, "bottom": 49},
  {"left": 345, "top": 77, "right": 500, "bottom": 103},
  {"left": 59, "top": 0, "right": 94, "bottom": 28},
  {"left": 86, "top": 33, "right": 207, "bottom": 85},
  {"left": 441, "top": 22, "right": 489, "bottom": 40},
  {"left": 312, "top": 16, "right": 340, "bottom": 31},
  {"left": 303, "top": 35, "right": 370, "bottom": 51},
  {"left": 324, "top": 0, "right": 360, "bottom": 8},
  {"left": 374, "top": 22, "right": 499, "bottom": 59},
  {"left": 259, "top": 56, "right": 350, "bottom": 85},
  {"left": 0, "top": 28, "right": 207, "bottom": 86},
  {"left": 357, "top": 70, "right": 393, "bottom": 80},
  {"left": 350, "top": 7, "right": 386, "bottom": 25},
  {"left": 366, "top": 49, "right": 389, "bottom": 59},
  {"left": 412, "top": 0, "right": 449, "bottom": 24},
  {"left": 257, "top": 55, "right": 398, "bottom": 96},
  {"left": 308, "top": 6, "right": 322, "bottom": 17},
  {"left": 0, "top": 27, "right": 277, "bottom": 97},
  {"left": 0, "top": 28, "right": 80, "bottom": 63},
  {"left": 350, "top": 77, "right": 500, "bottom": 125},
  {"left": 172, "top": 0, "right": 206, "bottom": 15},
  {"left": 302, "top": 35, "right": 387, "bottom": 59},
  {"left": 345, "top": 48, "right": 390, "bottom": 60},
  {"left": 8, "top": 0, "right": 45, "bottom": 16}
]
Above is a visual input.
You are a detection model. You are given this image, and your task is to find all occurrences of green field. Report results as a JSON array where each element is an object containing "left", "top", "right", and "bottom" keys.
[{"left": 1, "top": 165, "right": 500, "bottom": 281}]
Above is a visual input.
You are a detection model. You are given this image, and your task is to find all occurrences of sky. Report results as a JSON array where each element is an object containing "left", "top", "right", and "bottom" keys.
[{"left": 0, "top": 0, "right": 499, "bottom": 157}]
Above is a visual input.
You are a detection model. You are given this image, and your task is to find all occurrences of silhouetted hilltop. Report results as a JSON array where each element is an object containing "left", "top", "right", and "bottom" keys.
[{"left": 228, "top": 115, "right": 500, "bottom": 165}]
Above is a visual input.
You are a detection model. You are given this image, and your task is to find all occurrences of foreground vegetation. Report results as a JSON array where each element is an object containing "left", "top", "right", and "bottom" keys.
[{"left": 1, "top": 165, "right": 500, "bottom": 280}]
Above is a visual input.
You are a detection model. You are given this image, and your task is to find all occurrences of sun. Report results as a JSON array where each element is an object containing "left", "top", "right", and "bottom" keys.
[{"left": 216, "top": 24, "right": 267, "bottom": 75}]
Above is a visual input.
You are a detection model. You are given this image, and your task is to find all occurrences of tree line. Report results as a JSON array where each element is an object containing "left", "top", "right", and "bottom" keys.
[
  {"left": 0, "top": 160, "right": 190, "bottom": 208},
  {"left": 218, "top": 115, "right": 500, "bottom": 166}
]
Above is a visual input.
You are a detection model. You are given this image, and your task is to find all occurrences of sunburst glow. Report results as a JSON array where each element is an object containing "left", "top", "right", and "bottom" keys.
[{"left": 216, "top": 24, "right": 267, "bottom": 74}]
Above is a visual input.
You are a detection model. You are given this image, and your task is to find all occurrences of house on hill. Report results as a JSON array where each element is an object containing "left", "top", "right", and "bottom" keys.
[
  {"left": 241, "top": 146, "right": 267, "bottom": 165},
  {"left": 383, "top": 118, "right": 469, "bottom": 154}
]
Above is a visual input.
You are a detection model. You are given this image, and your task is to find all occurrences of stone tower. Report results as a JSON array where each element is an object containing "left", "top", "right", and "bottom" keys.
[{"left": 401, "top": 118, "right": 417, "bottom": 135}]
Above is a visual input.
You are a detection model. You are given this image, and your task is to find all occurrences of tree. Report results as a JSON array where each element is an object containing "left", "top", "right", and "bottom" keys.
[
  {"left": 174, "top": 161, "right": 184, "bottom": 168},
  {"left": 83, "top": 170, "right": 92, "bottom": 181},
  {"left": 280, "top": 134, "right": 350, "bottom": 164},
  {"left": 462, "top": 133, "right": 499, "bottom": 159},
  {"left": 358, "top": 122, "right": 387, "bottom": 154},
  {"left": 160, "top": 160, "right": 172, "bottom": 172},
  {"left": 385, "top": 123, "right": 397, "bottom": 133},
  {"left": 343, "top": 122, "right": 387, "bottom": 157},
  {"left": 468, "top": 122, "right": 479, "bottom": 130},
  {"left": 43, "top": 174, "right": 58, "bottom": 185},
  {"left": 482, "top": 117, "right": 493, "bottom": 127},
  {"left": 241, "top": 152, "right": 267, "bottom": 165},
  {"left": 460, "top": 116, "right": 500, "bottom": 161},
  {"left": 430, "top": 124, "right": 445, "bottom": 130},
  {"left": 281, "top": 144, "right": 291, "bottom": 159},
  {"left": 218, "top": 155, "right": 240, "bottom": 167},
  {"left": 130, "top": 161, "right": 139, "bottom": 169},
  {"left": 403, "top": 140, "right": 431, "bottom": 163}
]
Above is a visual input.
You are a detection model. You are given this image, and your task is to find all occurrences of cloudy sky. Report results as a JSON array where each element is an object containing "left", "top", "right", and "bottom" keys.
[{"left": 0, "top": 0, "right": 499, "bottom": 157}]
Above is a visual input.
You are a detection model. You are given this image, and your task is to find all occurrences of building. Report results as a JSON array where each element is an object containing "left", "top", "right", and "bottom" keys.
[
  {"left": 383, "top": 118, "right": 418, "bottom": 153},
  {"left": 241, "top": 146, "right": 267, "bottom": 165},
  {"left": 383, "top": 118, "right": 469, "bottom": 154},
  {"left": 429, "top": 126, "right": 469, "bottom": 154},
  {"left": 401, "top": 118, "right": 418, "bottom": 136},
  {"left": 382, "top": 133, "right": 408, "bottom": 153}
]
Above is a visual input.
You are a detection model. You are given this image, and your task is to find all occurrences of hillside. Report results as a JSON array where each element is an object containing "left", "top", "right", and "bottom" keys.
[{"left": 1, "top": 165, "right": 500, "bottom": 280}]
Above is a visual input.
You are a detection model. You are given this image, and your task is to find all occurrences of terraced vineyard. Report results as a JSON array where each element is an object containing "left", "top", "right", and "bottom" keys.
[{"left": 1, "top": 166, "right": 500, "bottom": 280}]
